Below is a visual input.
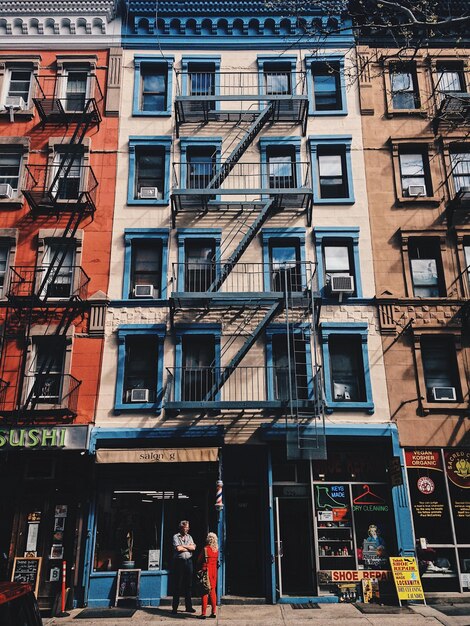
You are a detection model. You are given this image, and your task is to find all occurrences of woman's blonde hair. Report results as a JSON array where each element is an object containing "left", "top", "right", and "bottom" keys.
[{"left": 206, "top": 532, "right": 218, "bottom": 549}]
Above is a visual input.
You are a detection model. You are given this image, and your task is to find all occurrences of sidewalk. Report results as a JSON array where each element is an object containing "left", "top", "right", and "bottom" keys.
[{"left": 43, "top": 602, "right": 470, "bottom": 626}]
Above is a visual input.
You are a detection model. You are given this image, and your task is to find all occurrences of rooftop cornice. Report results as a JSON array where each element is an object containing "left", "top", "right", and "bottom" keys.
[
  {"left": 0, "top": 0, "right": 119, "bottom": 20},
  {"left": 127, "top": 0, "right": 347, "bottom": 15}
]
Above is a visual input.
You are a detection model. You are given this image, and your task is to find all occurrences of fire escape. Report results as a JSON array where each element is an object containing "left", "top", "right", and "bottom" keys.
[
  {"left": 166, "top": 69, "right": 326, "bottom": 459},
  {"left": 0, "top": 71, "right": 101, "bottom": 421}
]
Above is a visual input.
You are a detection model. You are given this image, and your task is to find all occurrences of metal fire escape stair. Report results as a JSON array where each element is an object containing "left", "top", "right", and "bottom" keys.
[{"left": 204, "top": 299, "right": 283, "bottom": 401}]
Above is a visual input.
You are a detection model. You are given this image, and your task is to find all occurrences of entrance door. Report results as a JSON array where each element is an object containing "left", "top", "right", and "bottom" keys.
[{"left": 274, "top": 497, "right": 314, "bottom": 596}]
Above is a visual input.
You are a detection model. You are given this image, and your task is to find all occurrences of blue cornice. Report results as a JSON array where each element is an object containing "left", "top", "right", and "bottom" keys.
[{"left": 127, "top": 1, "right": 348, "bottom": 15}]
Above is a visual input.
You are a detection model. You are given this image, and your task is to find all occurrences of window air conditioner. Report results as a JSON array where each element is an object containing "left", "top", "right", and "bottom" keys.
[
  {"left": 0, "top": 183, "right": 13, "bottom": 199},
  {"left": 139, "top": 186, "right": 161, "bottom": 199},
  {"left": 333, "top": 383, "right": 351, "bottom": 401},
  {"left": 5, "top": 96, "right": 26, "bottom": 110},
  {"left": 130, "top": 388, "right": 150, "bottom": 402},
  {"left": 432, "top": 386, "right": 456, "bottom": 401},
  {"left": 134, "top": 284, "right": 154, "bottom": 298},
  {"left": 330, "top": 274, "right": 355, "bottom": 295},
  {"left": 408, "top": 184, "right": 426, "bottom": 197}
]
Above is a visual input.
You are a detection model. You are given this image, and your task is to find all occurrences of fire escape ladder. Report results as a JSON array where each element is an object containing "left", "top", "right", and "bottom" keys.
[
  {"left": 204, "top": 299, "right": 283, "bottom": 401},
  {"left": 208, "top": 197, "right": 276, "bottom": 292},
  {"left": 206, "top": 103, "right": 275, "bottom": 190}
]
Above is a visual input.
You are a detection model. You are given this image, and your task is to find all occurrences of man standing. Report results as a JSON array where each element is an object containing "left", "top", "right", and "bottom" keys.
[{"left": 172, "top": 520, "right": 197, "bottom": 614}]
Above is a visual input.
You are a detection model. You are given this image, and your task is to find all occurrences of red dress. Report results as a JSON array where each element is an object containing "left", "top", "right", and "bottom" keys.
[{"left": 197, "top": 545, "right": 218, "bottom": 616}]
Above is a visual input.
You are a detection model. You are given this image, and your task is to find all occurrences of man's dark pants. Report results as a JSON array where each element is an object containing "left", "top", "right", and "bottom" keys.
[{"left": 172, "top": 557, "right": 194, "bottom": 611}]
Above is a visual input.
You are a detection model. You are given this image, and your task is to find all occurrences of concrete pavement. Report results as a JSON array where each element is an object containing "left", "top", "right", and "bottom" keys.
[{"left": 43, "top": 602, "right": 470, "bottom": 626}]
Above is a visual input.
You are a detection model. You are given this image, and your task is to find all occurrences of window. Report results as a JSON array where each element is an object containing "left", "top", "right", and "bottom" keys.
[
  {"left": 436, "top": 63, "right": 465, "bottom": 96},
  {"left": 408, "top": 237, "right": 445, "bottom": 297},
  {"left": 450, "top": 149, "right": 470, "bottom": 194},
  {"left": 390, "top": 64, "right": 419, "bottom": 110},
  {"left": 264, "top": 61, "right": 292, "bottom": 95},
  {"left": 123, "top": 229, "right": 169, "bottom": 301},
  {"left": 115, "top": 325, "right": 165, "bottom": 412},
  {"left": 128, "top": 137, "right": 172, "bottom": 205},
  {"left": 261, "top": 228, "right": 306, "bottom": 293},
  {"left": 314, "top": 227, "right": 362, "bottom": 297},
  {"left": 6, "top": 68, "right": 32, "bottom": 106},
  {"left": 420, "top": 336, "right": 461, "bottom": 403},
  {"left": 267, "top": 149, "right": 296, "bottom": 189},
  {"left": 0, "top": 244, "right": 10, "bottom": 297},
  {"left": 187, "top": 61, "right": 216, "bottom": 111},
  {"left": 64, "top": 69, "right": 88, "bottom": 112},
  {"left": 176, "top": 229, "right": 221, "bottom": 294},
  {"left": 268, "top": 330, "right": 311, "bottom": 402},
  {"left": 187, "top": 148, "right": 216, "bottom": 189},
  {"left": 133, "top": 56, "right": 174, "bottom": 116},
  {"left": 30, "top": 338, "right": 65, "bottom": 404},
  {"left": 464, "top": 242, "right": 470, "bottom": 288},
  {"left": 182, "top": 334, "right": 215, "bottom": 401},
  {"left": 52, "top": 153, "right": 83, "bottom": 199},
  {"left": 306, "top": 55, "right": 347, "bottom": 115},
  {"left": 310, "top": 136, "right": 354, "bottom": 204},
  {"left": 399, "top": 149, "right": 431, "bottom": 197},
  {"left": 321, "top": 323, "right": 374, "bottom": 412},
  {"left": 42, "top": 242, "right": 75, "bottom": 299},
  {"left": 0, "top": 150, "right": 22, "bottom": 194}
]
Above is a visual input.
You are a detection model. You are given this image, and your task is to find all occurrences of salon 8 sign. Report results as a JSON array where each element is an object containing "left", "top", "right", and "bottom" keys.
[{"left": 0, "top": 426, "right": 88, "bottom": 451}]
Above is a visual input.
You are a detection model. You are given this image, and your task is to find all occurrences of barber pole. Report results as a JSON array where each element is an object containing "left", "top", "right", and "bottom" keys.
[
  {"left": 61, "top": 560, "right": 67, "bottom": 613},
  {"left": 215, "top": 480, "right": 223, "bottom": 511}
]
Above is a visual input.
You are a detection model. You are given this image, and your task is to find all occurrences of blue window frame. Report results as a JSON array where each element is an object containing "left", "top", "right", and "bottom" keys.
[
  {"left": 314, "top": 227, "right": 362, "bottom": 298},
  {"left": 320, "top": 322, "right": 374, "bottom": 414},
  {"left": 133, "top": 55, "right": 174, "bottom": 116},
  {"left": 172, "top": 324, "right": 222, "bottom": 402},
  {"left": 261, "top": 228, "right": 307, "bottom": 292},
  {"left": 265, "top": 324, "right": 314, "bottom": 402},
  {"left": 181, "top": 55, "right": 221, "bottom": 110},
  {"left": 309, "top": 135, "right": 354, "bottom": 204},
  {"left": 122, "top": 229, "right": 169, "bottom": 301},
  {"left": 128, "top": 136, "right": 172, "bottom": 205},
  {"left": 115, "top": 324, "right": 166, "bottom": 413},
  {"left": 179, "top": 137, "right": 222, "bottom": 190},
  {"left": 305, "top": 55, "right": 347, "bottom": 115},
  {"left": 259, "top": 137, "right": 302, "bottom": 191},
  {"left": 257, "top": 55, "right": 297, "bottom": 96},
  {"left": 176, "top": 229, "right": 222, "bottom": 292}
]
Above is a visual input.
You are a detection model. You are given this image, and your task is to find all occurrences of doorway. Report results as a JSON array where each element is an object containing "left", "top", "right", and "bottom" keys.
[{"left": 275, "top": 497, "right": 314, "bottom": 596}]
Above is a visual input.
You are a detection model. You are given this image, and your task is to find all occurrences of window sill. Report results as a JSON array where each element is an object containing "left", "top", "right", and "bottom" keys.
[
  {"left": 0, "top": 197, "right": 24, "bottom": 209},
  {"left": 420, "top": 400, "right": 467, "bottom": 413},
  {"left": 0, "top": 109, "right": 35, "bottom": 119},
  {"left": 114, "top": 402, "right": 162, "bottom": 414},
  {"left": 397, "top": 195, "right": 440, "bottom": 206},
  {"left": 127, "top": 199, "right": 169, "bottom": 206},
  {"left": 132, "top": 110, "right": 172, "bottom": 117},
  {"left": 310, "top": 110, "right": 348, "bottom": 117},
  {"left": 386, "top": 108, "right": 426, "bottom": 118},
  {"left": 111, "top": 298, "right": 169, "bottom": 307},
  {"left": 325, "top": 401, "right": 374, "bottom": 414},
  {"left": 314, "top": 197, "right": 355, "bottom": 205}
]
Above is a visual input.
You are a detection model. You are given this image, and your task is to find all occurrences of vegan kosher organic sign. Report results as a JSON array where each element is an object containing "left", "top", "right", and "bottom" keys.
[{"left": 0, "top": 426, "right": 88, "bottom": 451}]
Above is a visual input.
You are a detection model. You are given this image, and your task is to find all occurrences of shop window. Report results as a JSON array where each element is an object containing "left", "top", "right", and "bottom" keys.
[
  {"left": 266, "top": 327, "right": 313, "bottom": 402},
  {"left": 123, "top": 229, "right": 169, "bottom": 301},
  {"left": 436, "top": 62, "right": 466, "bottom": 98},
  {"left": 320, "top": 323, "right": 374, "bottom": 413},
  {"left": 314, "top": 227, "right": 362, "bottom": 298},
  {"left": 449, "top": 148, "right": 470, "bottom": 195},
  {"left": 309, "top": 136, "right": 354, "bottom": 204},
  {"left": 176, "top": 229, "right": 221, "bottom": 294},
  {"left": 261, "top": 228, "right": 306, "bottom": 293},
  {"left": 128, "top": 137, "right": 172, "bottom": 205},
  {"left": 399, "top": 148, "right": 432, "bottom": 198},
  {"left": 408, "top": 237, "right": 445, "bottom": 297},
  {"left": 0, "top": 150, "right": 22, "bottom": 196},
  {"left": 389, "top": 63, "right": 420, "bottom": 110},
  {"left": 115, "top": 325, "right": 165, "bottom": 412},
  {"left": 420, "top": 336, "right": 461, "bottom": 403},
  {"left": 133, "top": 56, "right": 174, "bottom": 116}
]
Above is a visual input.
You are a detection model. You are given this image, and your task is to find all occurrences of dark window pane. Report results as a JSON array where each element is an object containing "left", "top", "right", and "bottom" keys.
[
  {"left": 421, "top": 337, "right": 460, "bottom": 402},
  {"left": 184, "top": 239, "right": 216, "bottom": 292},
  {"left": 131, "top": 240, "right": 162, "bottom": 297},
  {"left": 136, "top": 149, "right": 164, "bottom": 197},
  {"left": 182, "top": 335, "right": 215, "bottom": 401},
  {"left": 318, "top": 149, "right": 348, "bottom": 198},
  {"left": 329, "top": 335, "right": 365, "bottom": 402},
  {"left": 312, "top": 63, "right": 341, "bottom": 111},
  {"left": 141, "top": 67, "right": 167, "bottom": 111},
  {"left": 124, "top": 335, "right": 158, "bottom": 402}
]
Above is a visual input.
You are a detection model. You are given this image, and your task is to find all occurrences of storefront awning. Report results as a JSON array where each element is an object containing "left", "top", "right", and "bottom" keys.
[{"left": 96, "top": 447, "right": 219, "bottom": 464}]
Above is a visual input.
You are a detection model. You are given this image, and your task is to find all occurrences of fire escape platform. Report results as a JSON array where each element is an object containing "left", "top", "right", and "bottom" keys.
[
  {"left": 171, "top": 190, "right": 313, "bottom": 212},
  {"left": 170, "top": 291, "right": 314, "bottom": 309}
]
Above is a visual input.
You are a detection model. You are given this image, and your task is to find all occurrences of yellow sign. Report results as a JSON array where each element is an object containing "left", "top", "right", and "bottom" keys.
[{"left": 389, "top": 557, "right": 425, "bottom": 602}]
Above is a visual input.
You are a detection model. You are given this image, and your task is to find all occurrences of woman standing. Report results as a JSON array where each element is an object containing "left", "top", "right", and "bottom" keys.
[{"left": 197, "top": 532, "right": 218, "bottom": 619}]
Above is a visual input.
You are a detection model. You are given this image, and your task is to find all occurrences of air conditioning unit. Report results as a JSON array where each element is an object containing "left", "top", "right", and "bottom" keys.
[
  {"left": 139, "top": 186, "right": 161, "bottom": 199},
  {"left": 130, "top": 388, "right": 150, "bottom": 402},
  {"left": 5, "top": 96, "right": 26, "bottom": 110},
  {"left": 432, "top": 386, "right": 456, "bottom": 401},
  {"left": 333, "top": 383, "right": 351, "bottom": 401},
  {"left": 408, "top": 184, "right": 426, "bottom": 197},
  {"left": 134, "top": 284, "right": 154, "bottom": 298},
  {"left": 330, "top": 274, "right": 355, "bottom": 295},
  {"left": 0, "top": 183, "right": 13, "bottom": 199}
]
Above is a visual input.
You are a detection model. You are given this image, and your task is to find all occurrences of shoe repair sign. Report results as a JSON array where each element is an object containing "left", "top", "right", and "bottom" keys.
[{"left": 389, "top": 557, "right": 425, "bottom": 602}]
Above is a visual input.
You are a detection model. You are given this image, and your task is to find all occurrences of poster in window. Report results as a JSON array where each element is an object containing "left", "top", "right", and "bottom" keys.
[
  {"left": 445, "top": 450, "right": 470, "bottom": 543},
  {"left": 405, "top": 450, "right": 453, "bottom": 544}
]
